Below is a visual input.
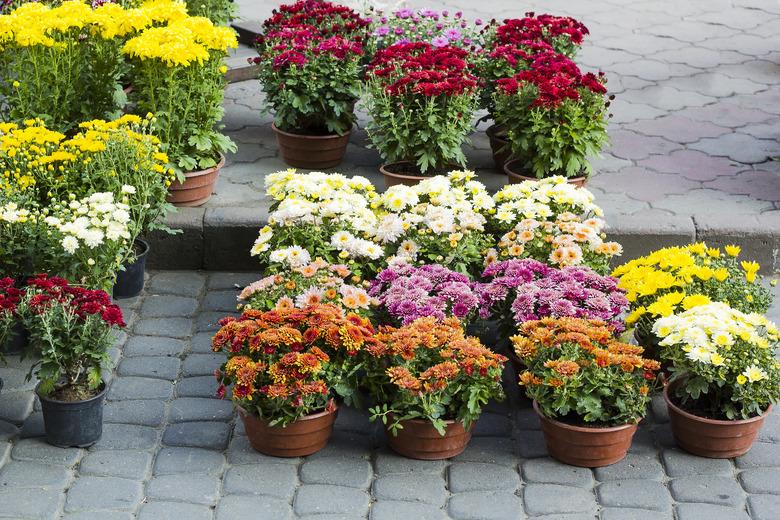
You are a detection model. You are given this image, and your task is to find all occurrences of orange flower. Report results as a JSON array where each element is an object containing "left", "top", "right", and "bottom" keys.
[{"left": 544, "top": 360, "right": 580, "bottom": 376}]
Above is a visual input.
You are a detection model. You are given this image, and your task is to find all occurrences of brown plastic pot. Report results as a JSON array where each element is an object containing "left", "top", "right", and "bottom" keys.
[
  {"left": 534, "top": 401, "right": 638, "bottom": 467},
  {"left": 663, "top": 380, "right": 770, "bottom": 458},
  {"left": 167, "top": 154, "right": 225, "bottom": 207},
  {"left": 385, "top": 414, "right": 473, "bottom": 460},
  {"left": 504, "top": 159, "right": 587, "bottom": 188},
  {"left": 380, "top": 161, "right": 432, "bottom": 188},
  {"left": 273, "top": 123, "right": 351, "bottom": 169},
  {"left": 238, "top": 402, "right": 338, "bottom": 457},
  {"left": 486, "top": 124, "right": 511, "bottom": 170}
]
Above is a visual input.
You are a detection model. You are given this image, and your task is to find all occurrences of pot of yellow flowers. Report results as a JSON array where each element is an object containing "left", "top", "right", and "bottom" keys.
[{"left": 654, "top": 302, "right": 780, "bottom": 458}]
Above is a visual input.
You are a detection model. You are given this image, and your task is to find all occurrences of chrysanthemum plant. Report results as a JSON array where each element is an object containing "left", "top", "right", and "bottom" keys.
[
  {"left": 482, "top": 13, "right": 589, "bottom": 59},
  {"left": 653, "top": 302, "right": 780, "bottom": 420},
  {"left": 612, "top": 243, "right": 773, "bottom": 342},
  {"left": 123, "top": 16, "right": 238, "bottom": 175},
  {"left": 20, "top": 274, "right": 125, "bottom": 400},
  {"left": 250, "top": 171, "right": 385, "bottom": 279},
  {"left": 365, "top": 42, "right": 479, "bottom": 174},
  {"left": 0, "top": 277, "right": 24, "bottom": 360},
  {"left": 254, "top": 1, "right": 368, "bottom": 136},
  {"left": 366, "top": 317, "right": 506, "bottom": 435},
  {"left": 238, "top": 259, "right": 375, "bottom": 318},
  {"left": 488, "top": 177, "right": 622, "bottom": 274},
  {"left": 514, "top": 317, "right": 659, "bottom": 426},
  {"left": 493, "top": 51, "right": 610, "bottom": 179},
  {"left": 213, "top": 304, "right": 380, "bottom": 413}
]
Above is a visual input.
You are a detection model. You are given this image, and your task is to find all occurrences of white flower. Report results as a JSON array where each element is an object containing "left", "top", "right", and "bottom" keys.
[
  {"left": 284, "top": 246, "right": 311, "bottom": 267},
  {"left": 61, "top": 235, "right": 79, "bottom": 254},
  {"left": 269, "top": 249, "right": 289, "bottom": 263},
  {"left": 331, "top": 231, "right": 354, "bottom": 249},
  {"left": 743, "top": 365, "right": 768, "bottom": 383},
  {"left": 375, "top": 214, "right": 405, "bottom": 243},
  {"left": 121, "top": 185, "right": 137, "bottom": 195},
  {"left": 295, "top": 287, "right": 326, "bottom": 308}
]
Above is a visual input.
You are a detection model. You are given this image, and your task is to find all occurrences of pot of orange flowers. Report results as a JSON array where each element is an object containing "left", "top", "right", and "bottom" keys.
[
  {"left": 212, "top": 303, "right": 377, "bottom": 457},
  {"left": 366, "top": 317, "right": 507, "bottom": 460},
  {"left": 513, "top": 317, "right": 659, "bottom": 467}
]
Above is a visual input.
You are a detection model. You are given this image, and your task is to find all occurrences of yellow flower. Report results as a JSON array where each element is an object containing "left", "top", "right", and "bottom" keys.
[
  {"left": 725, "top": 245, "right": 741, "bottom": 257},
  {"left": 713, "top": 268, "right": 729, "bottom": 282},
  {"left": 706, "top": 247, "right": 721, "bottom": 258},
  {"left": 743, "top": 365, "right": 767, "bottom": 383},
  {"left": 12, "top": 81, "right": 19, "bottom": 88},
  {"left": 741, "top": 260, "right": 760, "bottom": 283},
  {"left": 736, "top": 375, "right": 747, "bottom": 385},
  {"left": 682, "top": 294, "right": 710, "bottom": 310}
]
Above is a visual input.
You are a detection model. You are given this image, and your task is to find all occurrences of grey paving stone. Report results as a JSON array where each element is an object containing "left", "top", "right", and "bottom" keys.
[
  {"left": 107, "top": 376, "right": 174, "bottom": 401},
  {"left": 371, "top": 501, "right": 448, "bottom": 520},
  {"left": 92, "top": 423, "right": 159, "bottom": 450},
  {"left": 0, "top": 487, "right": 64, "bottom": 519},
  {"left": 0, "top": 419, "right": 20, "bottom": 441},
  {"left": 448, "top": 462, "right": 520, "bottom": 493},
  {"left": 601, "top": 508, "right": 672, "bottom": 520},
  {"left": 661, "top": 448, "right": 734, "bottom": 477},
  {"left": 222, "top": 463, "right": 299, "bottom": 498},
  {"left": 521, "top": 458, "right": 593, "bottom": 488},
  {"left": 736, "top": 441, "right": 780, "bottom": 468},
  {"left": 334, "top": 406, "right": 375, "bottom": 435},
  {"left": 675, "top": 503, "right": 750, "bottom": 520},
  {"left": 597, "top": 480, "right": 672, "bottom": 512},
  {"left": 739, "top": 467, "right": 780, "bottom": 493},
  {"left": 216, "top": 494, "right": 292, "bottom": 520},
  {"left": 294, "top": 484, "right": 370, "bottom": 516},
  {"left": 196, "top": 312, "right": 233, "bottom": 332},
  {"left": 452, "top": 436, "right": 517, "bottom": 465},
  {"left": 117, "top": 356, "right": 182, "bottom": 380},
  {"left": 472, "top": 412, "right": 513, "bottom": 437},
  {"left": 138, "top": 501, "right": 213, "bottom": 520},
  {"left": 203, "top": 290, "right": 240, "bottom": 312},
  {"left": 63, "top": 513, "right": 133, "bottom": 520},
  {"left": 749, "top": 494, "right": 780, "bottom": 520},
  {"left": 523, "top": 484, "right": 598, "bottom": 516},
  {"left": 182, "top": 353, "right": 224, "bottom": 377},
  {"left": 190, "top": 332, "right": 217, "bottom": 353},
  {"left": 123, "top": 336, "right": 186, "bottom": 357},
  {"left": 176, "top": 376, "right": 221, "bottom": 398},
  {"left": 146, "top": 473, "right": 221, "bottom": 505},
  {"left": 11, "top": 438, "right": 82, "bottom": 465},
  {"left": 134, "top": 317, "right": 193, "bottom": 338},
  {"left": 0, "top": 390, "right": 35, "bottom": 423},
  {"left": 593, "top": 453, "right": 665, "bottom": 481},
  {"left": 147, "top": 271, "right": 206, "bottom": 297},
  {"left": 300, "top": 456, "right": 373, "bottom": 489},
  {"left": 374, "top": 450, "right": 447, "bottom": 475},
  {"left": 448, "top": 490, "right": 524, "bottom": 520},
  {"left": 306, "top": 429, "right": 372, "bottom": 460},
  {"left": 669, "top": 476, "right": 745, "bottom": 508},
  {"left": 163, "top": 421, "right": 231, "bottom": 449},
  {"left": 515, "top": 429, "right": 548, "bottom": 459},
  {"left": 154, "top": 446, "right": 226, "bottom": 475},
  {"left": 226, "top": 434, "right": 300, "bottom": 466},
  {"left": 372, "top": 473, "right": 447, "bottom": 506},
  {"left": 78, "top": 450, "right": 152, "bottom": 480},
  {"left": 207, "top": 272, "right": 260, "bottom": 290},
  {"left": 65, "top": 476, "right": 143, "bottom": 512},
  {"left": 168, "top": 397, "right": 234, "bottom": 423},
  {"left": 140, "top": 295, "right": 199, "bottom": 318},
  {"left": 0, "top": 460, "right": 72, "bottom": 488},
  {"left": 103, "top": 399, "right": 167, "bottom": 427}
]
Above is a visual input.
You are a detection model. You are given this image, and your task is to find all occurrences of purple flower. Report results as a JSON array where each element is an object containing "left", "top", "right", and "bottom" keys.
[
  {"left": 395, "top": 8, "right": 413, "bottom": 19},
  {"left": 420, "top": 9, "right": 439, "bottom": 19},
  {"left": 475, "top": 18, "right": 484, "bottom": 25},
  {"left": 431, "top": 36, "right": 449, "bottom": 47},
  {"left": 394, "top": 26, "right": 405, "bottom": 35},
  {"left": 444, "top": 28, "right": 462, "bottom": 40},
  {"left": 374, "top": 26, "right": 391, "bottom": 36}
]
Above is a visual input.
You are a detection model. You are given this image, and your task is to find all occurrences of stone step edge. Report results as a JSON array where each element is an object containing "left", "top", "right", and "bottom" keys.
[{"left": 146, "top": 208, "right": 780, "bottom": 273}]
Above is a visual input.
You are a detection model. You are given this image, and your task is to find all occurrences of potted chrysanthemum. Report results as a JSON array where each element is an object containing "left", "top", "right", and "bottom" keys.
[
  {"left": 0, "top": 277, "right": 25, "bottom": 367},
  {"left": 367, "top": 317, "right": 506, "bottom": 460},
  {"left": 514, "top": 317, "right": 659, "bottom": 467},
  {"left": 654, "top": 302, "right": 780, "bottom": 458}
]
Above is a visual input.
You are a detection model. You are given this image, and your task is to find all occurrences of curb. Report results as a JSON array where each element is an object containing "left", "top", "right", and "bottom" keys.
[{"left": 146, "top": 210, "right": 780, "bottom": 273}]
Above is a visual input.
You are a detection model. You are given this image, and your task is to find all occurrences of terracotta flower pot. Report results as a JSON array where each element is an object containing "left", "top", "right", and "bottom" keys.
[
  {"left": 385, "top": 414, "right": 473, "bottom": 460},
  {"left": 486, "top": 124, "right": 511, "bottom": 170},
  {"left": 272, "top": 122, "right": 351, "bottom": 169},
  {"left": 663, "top": 380, "right": 771, "bottom": 458},
  {"left": 534, "top": 401, "right": 638, "bottom": 467},
  {"left": 167, "top": 154, "right": 225, "bottom": 207},
  {"left": 504, "top": 159, "right": 587, "bottom": 188},
  {"left": 238, "top": 402, "right": 338, "bottom": 457},
  {"left": 380, "top": 161, "right": 432, "bottom": 188}
]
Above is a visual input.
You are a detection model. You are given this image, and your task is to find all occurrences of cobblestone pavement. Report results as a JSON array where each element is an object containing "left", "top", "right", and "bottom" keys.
[
  {"left": 0, "top": 272, "right": 778, "bottom": 519},
  {"left": 217, "top": 0, "right": 780, "bottom": 223}
]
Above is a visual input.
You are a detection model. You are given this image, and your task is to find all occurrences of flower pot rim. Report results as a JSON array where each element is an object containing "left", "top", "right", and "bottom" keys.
[
  {"left": 133, "top": 237, "right": 150, "bottom": 259},
  {"left": 237, "top": 401, "right": 339, "bottom": 424},
  {"left": 485, "top": 124, "right": 508, "bottom": 139},
  {"left": 532, "top": 400, "right": 640, "bottom": 433},
  {"left": 271, "top": 121, "right": 353, "bottom": 139},
  {"left": 35, "top": 380, "right": 108, "bottom": 405},
  {"left": 380, "top": 161, "right": 463, "bottom": 180},
  {"left": 663, "top": 379, "right": 773, "bottom": 426},
  {"left": 503, "top": 158, "right": 587, "bottom": 183},
  {"left": 183, "top": 153, "right": 226, "bottom": 178}
]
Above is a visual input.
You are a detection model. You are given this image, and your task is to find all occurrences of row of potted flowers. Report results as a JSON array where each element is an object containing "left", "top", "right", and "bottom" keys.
[
  {"left": 206, "top": 169, "right": 779, "bottom": 466},
  {"left": 254, "top": 1, "right": 608, "bottom": 188}
]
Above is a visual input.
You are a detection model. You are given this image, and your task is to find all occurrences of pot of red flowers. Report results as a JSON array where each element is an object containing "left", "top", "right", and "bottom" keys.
[
  {"left": 365, "top": 42, "right": 479, "bottom": 186},
  {"left": 256, "top": 1, "right": 368, "bottom": 168},
  {"left": 21, "top": 275, "right": 125, "bottom": 447},
  {"left": 484, "top": 13, "right": 589, "bottom": 59},
  {"left": 366, "top": 317, "right": 506, "bottom": 459},
  {"left": 493, "top": 51, "right": 610, "bottom": 186},
  {"left": 212, "top": 304, "right": 379, "bottom": 456},
  {"left": 0, "top": 277, "right": 27, "bottom": 358},
  {"left": 514, "top": 317, "right": 659, "bottom": 467},
  {"left": 653, "top": 302, "right": 780, "bottom": 458}
]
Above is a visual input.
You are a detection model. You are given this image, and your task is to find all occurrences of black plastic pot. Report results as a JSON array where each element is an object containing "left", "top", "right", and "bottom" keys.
[
  {"left": 3, "top": 321, "right": 29, "bottom": 356},
  {"left": 113, "top": 238, "right": 149, "bottom": 299},
  {"left": 37, "top": 382, "right": 107, "bottom": 448}
]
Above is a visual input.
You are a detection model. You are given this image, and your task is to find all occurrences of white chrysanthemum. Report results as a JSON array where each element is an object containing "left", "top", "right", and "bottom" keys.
[
  {"left": 61, "top": 235, "right": 79, "bottom": 254},
  {"left": 375, "top": 214, "right": 405, "bottom": 243},
  {"left": 121, "top": 185, "right": 137, "bottom": 194}
]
